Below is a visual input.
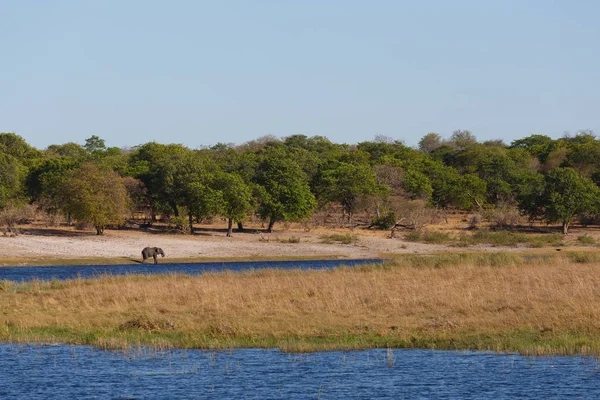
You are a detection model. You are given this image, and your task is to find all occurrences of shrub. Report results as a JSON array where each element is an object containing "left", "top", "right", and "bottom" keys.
[
  {"left": 468, "top": 214, "right": 481, "bottom": 230},
  {"left": 371, "top": 212, "right": 397, "bottom": 230},
  {"left": 169, "top": 215, "right": 190, "bottom": 234},
  {"left": 404, "top": 232, "right": 421, "bottom": 242},
  {"left": 0, "top": 202, "right": 36, "bottom": 235},
  {"left": 281, "top": 236, "right": 301, "bottom": 243}
]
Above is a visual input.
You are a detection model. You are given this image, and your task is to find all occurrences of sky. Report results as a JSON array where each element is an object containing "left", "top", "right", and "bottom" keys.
[{"left": 1, "top": 1, "right": 599, "bottom": 150}]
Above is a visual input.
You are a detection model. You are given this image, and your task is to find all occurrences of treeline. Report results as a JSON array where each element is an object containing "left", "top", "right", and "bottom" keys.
[{"left": 0, "top": 130, "right": 599, "bottom": 235}]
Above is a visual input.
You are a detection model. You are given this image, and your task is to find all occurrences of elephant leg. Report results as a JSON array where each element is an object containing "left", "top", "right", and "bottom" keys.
[{"left": 153, "top": 254, "right": 158, "bottom": 264}]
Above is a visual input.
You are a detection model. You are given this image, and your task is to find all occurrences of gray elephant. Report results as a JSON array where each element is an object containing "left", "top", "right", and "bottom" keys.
[{"left": 141, "top": 247, "right": 165, "bottom": 264}]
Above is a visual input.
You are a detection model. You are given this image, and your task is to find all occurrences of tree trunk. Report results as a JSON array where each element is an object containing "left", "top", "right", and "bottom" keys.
[
  {"left": 267, "top": 218, "right": 275, "bottom": 233},
  {"left": 237, "top": 221, "right": 244, "bottom": 232},
  {"left": 171, "top": 201, "right": 179, "bottom": 217},
  {"left": 96, "top": 226, "right": 104, "bottom": 235},
  {"left": 562, "top": 221, "right": 569, "bottom": 235},
  {"left": 227, "top": 218, "right": 233, "bottom": 237},
  {"left": 188, "top": 212, "right": 194, "bottom": 235}
]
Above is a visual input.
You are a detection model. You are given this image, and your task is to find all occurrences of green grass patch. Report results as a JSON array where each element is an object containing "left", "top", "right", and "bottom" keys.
[
  {"left": 6, "top": 324, "right": 600, "bottom": 356},
  {"left": 577, "top": 234, "right": 596, "bottom": 246},
  {"left": 403, "top": 229, "right": 567, "bottom": 248}
]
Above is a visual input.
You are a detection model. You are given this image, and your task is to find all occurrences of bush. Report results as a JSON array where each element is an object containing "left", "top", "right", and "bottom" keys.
[
  {"left": 483, "top": 206, "right": 524, "bottom": 229},
  {"left": 0, "top": 202, "right": 36, "bottom": 236},
  {"left": 169, "top": 215, "right": 190, "bottom": 234},
  {"left": 468, "top": 214, "right": 481, "bottom": 230},
  {"left": 371, "top": 212, "right": 396, "bottom": 230},
  {"left": 404, "top": 232, "right": 421, "bottom": 242}
]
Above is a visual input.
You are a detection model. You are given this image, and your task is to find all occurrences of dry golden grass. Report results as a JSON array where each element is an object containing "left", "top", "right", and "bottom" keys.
[{"left": 3, "top": 252, "right": 600, "bottom": 354}]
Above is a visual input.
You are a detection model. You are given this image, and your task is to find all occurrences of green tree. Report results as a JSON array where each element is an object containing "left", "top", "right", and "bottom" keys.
[
  {"left": 514, "top": 170, "right": 545, "bottom": 222},
  {"left": 26, "top": 157, "right": 77, "bottom": 213},
  {"left": 0, "top": 152, "right": 27, "bottom": 208},
  {"left": 539, "top": 167, "right": 600, "bottom": 234},
  {"left": 84, "top": 135, "right": 106, "bottom": 155},
  {"left": 46, "top": 142, "right": 87, "bottom": 160},
  {"left": 0, "top": 133, "right": 41, "bottom": 164},
  {"left": 212, "top": 172, "right": 254, "bottom": 236},
  {"left": 253, "top": 147, "right": 316, "bottom": 232},
  {"left": 510, "top": 134, "right": 557, "bottom": 163},
  {"left": 169, "top": 151, "right": 221, "bottom": 233},
  {"left": 315, "top": 161, "right": 384, "bottom": 222},
  {"left": 402, "top": 169, "right": 433, "bottom": 201},
  {"left": 59, "top": 163, "right": 131, "bottom": 234},
  {"left": 128, "top": 142, "right": 190, "bottom": 218}
]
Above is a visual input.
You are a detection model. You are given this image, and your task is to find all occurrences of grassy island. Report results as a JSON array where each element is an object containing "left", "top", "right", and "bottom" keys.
[{"left": 3, "top": 251, "right": 600, "bottom": 356}]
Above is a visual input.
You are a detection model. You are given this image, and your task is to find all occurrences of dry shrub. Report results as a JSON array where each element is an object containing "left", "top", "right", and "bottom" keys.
[
  {"left": 468, "top": 214, "right": 481, "bottom": 230},
  {"left": 388, "top": 198, "right": 446, "bottom": 231},
  {"left": 0, "top": 202, "right": 37, "bottom": 236},
  {"left": 39, "top": 211, "right": 65, "bottom": 227},
  {"left": 354, "top": 195, "right": 386, "bottom": 224},
  {"left": 483, "top": 206, "right": 524, "bottom": 229}
]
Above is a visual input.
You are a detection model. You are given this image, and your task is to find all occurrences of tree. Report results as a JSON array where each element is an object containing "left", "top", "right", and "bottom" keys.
[
  {"left": 128, "top": 142, "right": 190, "bottom": 218},
  {"left": 449, "top": 130, "right": 477, "bottom": 150},
  {"left": 59, "top": 163, "right": 131, "bottom": 235},
  {"left": 315, "top": 161, "right": 384, "bottom": 222},
  {"left": 510, "top": 134, "right": 557, "bottom": 163},
  {"left": 26, "top": 157, "right": 77, "bottom": 213},
  {"left": 169, "top": 151, "right": 220, "bottom": 233},
  {"left": 514, "top": 170, "right": 545, "bottom": 223},
  {"left": 0, "top": 133, "right": 41, "bottom": 163},
  {"left": 428, "top": 165, "right": 486, "bottom": 210},
  {"left": 539, "top": 168, "right": 600, "bottom": 234},
  {"left": 253, "top": 147, "right": 316, "bottom": 232},
  {"left": 84, "top": 135, "right": 107, "bottom": 155},
  {"left": 0, "top": 152, "right": 27, "bottom": 208},
  {"left": 418, "top": 133, "right": 443, "bottom": 154},
  {"left": 402, "top": 169, "right": 433, "bottom": 201},
  {"left": 212, "top": 172, "right": 254, "bottom": 236},
  {"left": 46, "top": 142, "right": 87, "bottom": 160}
]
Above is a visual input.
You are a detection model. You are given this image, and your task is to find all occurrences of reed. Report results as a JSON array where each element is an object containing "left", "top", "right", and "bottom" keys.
[{"left": 3, "top": 252, "right": 600, "bottom": 354}]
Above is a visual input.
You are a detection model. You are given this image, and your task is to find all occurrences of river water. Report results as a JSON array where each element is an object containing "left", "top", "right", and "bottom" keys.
[
  {"left": 2, "top": 345, "right": 599, "bottom": 399},
  {"left": 0, "top": 259, "right": 383, "bottom": 282}
]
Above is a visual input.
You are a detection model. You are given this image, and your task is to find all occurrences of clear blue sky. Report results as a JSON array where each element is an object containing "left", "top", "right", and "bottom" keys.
[{"left": 1, "top": 1, "right": 598, "bottom": 150}]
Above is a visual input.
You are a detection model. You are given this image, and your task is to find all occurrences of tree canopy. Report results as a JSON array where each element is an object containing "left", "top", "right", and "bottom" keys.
[{"left": 0, "top": 131, "right": 599, "bottom": 234}]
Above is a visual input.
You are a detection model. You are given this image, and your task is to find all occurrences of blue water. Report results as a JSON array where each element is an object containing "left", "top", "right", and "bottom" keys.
[
  {"left": 2, "top": 345, "right": 600, "bottom": 399},
  {"left": 0, "top": 259, "right": 383, "bottom": 282}
]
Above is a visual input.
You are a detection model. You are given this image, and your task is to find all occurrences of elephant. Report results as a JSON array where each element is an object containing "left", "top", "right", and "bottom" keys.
[{"left": 141, "top": 247, "right": 165, "bottom": 264}]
